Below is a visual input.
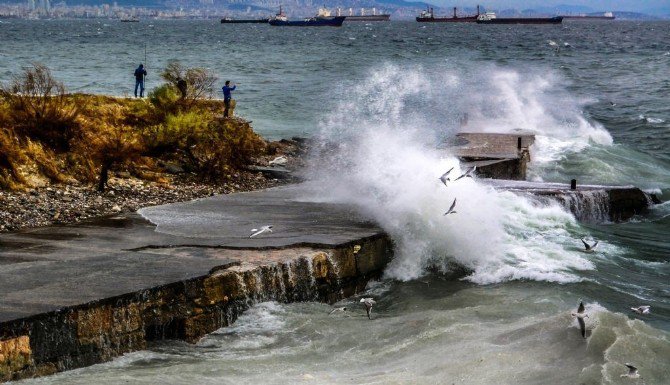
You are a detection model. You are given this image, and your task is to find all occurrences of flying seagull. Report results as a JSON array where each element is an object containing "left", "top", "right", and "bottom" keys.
[
  {"left": 250, "top": 225, "right": 273, "bottom": 238},
  {"left": 620, "top": 363, "right": 640, "bottom": 379},
  {"left": 581, "top": 238, "right": 599, "bottom": 253},
  {"left": 360, "top": 298, "right": 376, "bottom": 320},
  {"left": 454, "top": 166, "right": 476, "bottom": 181},
  {"left": 443, "top": 198, "right": 457, "bottom": 216},
  {"left": 630, "top": 305, "right": 651, "bottom": 315},
  {"left": 439, "top": 167, "right": 454, "bottom": 186},
  {"left": 329, "top": 306, "right": 347, "bottom": 315},
  {"left": 571, "top": 301, "right": 589, "bottom": 338}
]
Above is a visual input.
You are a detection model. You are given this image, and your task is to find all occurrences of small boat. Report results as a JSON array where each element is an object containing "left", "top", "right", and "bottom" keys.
[
  {"left": 269, "top": 7, "right": 346, "bottom": 27},
  {"left": 220, "top": 17, "right": 269, "bottom": 24},
  {"left": 416, "top": 6, "right": 479, "bottom": 23},
  {"left": 120, "top": 17, "right": 140, "bottom": 22},
  {"left": 476, "top": 12, "right": 563, "bottom": 24}
]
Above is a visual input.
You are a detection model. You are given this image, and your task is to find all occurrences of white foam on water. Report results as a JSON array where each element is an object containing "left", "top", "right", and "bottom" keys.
[{"left": 306, "top": 64, "right": 612, "bottom": 284}]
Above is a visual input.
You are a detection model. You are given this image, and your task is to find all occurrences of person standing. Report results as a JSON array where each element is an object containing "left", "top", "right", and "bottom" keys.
[
  {"left": 222, "top": 80, "right": 236, "bottom": 117},
  {"left": 134, "top": 64, "right": 147, "bottom": 98}
]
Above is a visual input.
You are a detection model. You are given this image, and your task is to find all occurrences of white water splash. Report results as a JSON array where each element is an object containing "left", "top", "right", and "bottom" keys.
[{"left": 305, "top": 64, "right": 606, "bottom": 284}]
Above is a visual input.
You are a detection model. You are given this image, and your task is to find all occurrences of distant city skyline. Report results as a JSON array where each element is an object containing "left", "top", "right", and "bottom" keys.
[{"left": 430, "top": 1, "right": 668, "bottom": 13}]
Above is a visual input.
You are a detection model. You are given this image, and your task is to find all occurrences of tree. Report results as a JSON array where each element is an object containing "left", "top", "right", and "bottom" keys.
[{"left": 160, "top": 61, "right": 218, "bottom": 104}]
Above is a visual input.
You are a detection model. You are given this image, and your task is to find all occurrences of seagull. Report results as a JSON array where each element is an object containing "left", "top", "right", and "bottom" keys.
[
  {"left": 249, "top": 225, "right": 273, "bottom": 238},
  {"left": 571, "top": 301, "right": 589, "bottom": 338},
  {"left": 269, "top": 156, "right": 288, "bottom": 166},
  {"left": 329, "top": 306, "right": 347, "bottom": 315},
  {"left": 630, "top": 305, "right": 651, "bottom": 315},
  {"left": 360, "top": 298, "right": 376, "bottom": 320},
  {"left": 438, "top": 167, "right": 454, "bottom": 186},
  {"left": 620, "top": 363, "right": 640, "bottom": 379},
  {"left": 581, "top": 238, "right": 599, "bottom": 253},
  {"left": 454, "top": 166, "right": 476, "bottom": 181},
  {"left": 443, "top": 198, "right": 457, "bottom": 215}
]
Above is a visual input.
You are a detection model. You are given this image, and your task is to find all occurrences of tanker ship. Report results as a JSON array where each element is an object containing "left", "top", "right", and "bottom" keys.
[
  {"left": 561, "top": 12, "right": 615, "bottom": 20},
  {"left": 416, "top": 6, "right": 480, "bottom": 22},
  {"left": 475, "top": 12, "right": 563, "bottom": 24},
  {"left": 339, "top": 8, "right": 390, "bottom": 21}
]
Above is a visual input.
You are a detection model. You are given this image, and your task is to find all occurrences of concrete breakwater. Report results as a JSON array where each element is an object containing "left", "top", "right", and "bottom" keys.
[
  {"left": 0, "top": 187, "right": 392, "bottom": 382},
  {"left": 483, "top": 179, "right": 656, "bottom": 222}
]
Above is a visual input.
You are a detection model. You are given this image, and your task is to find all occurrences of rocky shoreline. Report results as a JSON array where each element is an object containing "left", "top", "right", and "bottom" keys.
[{"left": 0, "top": 138, "right": 306, "bottom": 233}]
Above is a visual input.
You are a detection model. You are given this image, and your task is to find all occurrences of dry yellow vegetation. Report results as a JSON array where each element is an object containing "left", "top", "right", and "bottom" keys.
[{"left": 0, "top": 64, "right": 266, "bottom": 191}]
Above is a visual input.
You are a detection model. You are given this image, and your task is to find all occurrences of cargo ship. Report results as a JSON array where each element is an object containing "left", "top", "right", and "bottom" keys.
[
  {"left": 339, "top": 8, "right": 390, "bottom": 21},
  {"left": 268, "top": 7, "right": 346, "bottom": 27},
  {"left": 416, "top": 6, "right": 480, "bottom": 22},
  {"left": 561, "top": 12, "right": 615, "bottom": 20},
  {"left": 475, "top": 12, "right": 563, "bottom": 24},
  {"left": 220, "top": 17, "right": 270, "bottom": 24}
]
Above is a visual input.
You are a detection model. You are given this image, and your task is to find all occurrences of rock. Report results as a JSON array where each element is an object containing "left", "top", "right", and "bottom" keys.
[{"left": 111, "top": 205, "right": 121, "bottom": 213}]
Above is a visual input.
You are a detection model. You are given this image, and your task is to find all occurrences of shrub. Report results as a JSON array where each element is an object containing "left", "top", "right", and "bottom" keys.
[
  {"left": 160, "top": 60, "right": 218, "bottom": 103},
  {"left": 0, "top": 63, "right": 80, "bottom": 151},
  {"left": 148, "top": 84, "right": 180, "bottom": 116},
  {"left": 0, "top": 127, "right": 25, "bottom": 189},
  {"left": 75, "top": 104, "right": 146, "bottom": 191},
  {"left": 187, "top": 118, "right": 266, "bottom": 180}
]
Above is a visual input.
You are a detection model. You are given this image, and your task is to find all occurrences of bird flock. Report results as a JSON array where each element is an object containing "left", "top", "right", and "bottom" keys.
[
  {"left": 438, "top": 165, "right": 475, "bottom": 216},
  {"left": 247, "top": 164, "right": 652, "bottom": 380},
  {"left": 572, "top": 300, "right": 652, "bottom": 379}
]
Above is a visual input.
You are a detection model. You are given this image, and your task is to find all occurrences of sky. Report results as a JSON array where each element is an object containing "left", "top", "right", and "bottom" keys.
[{"left": 430, "top": 1, "right": 669, "bottom": 12}]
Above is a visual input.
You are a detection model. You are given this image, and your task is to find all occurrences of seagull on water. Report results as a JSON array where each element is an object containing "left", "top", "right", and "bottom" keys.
[
  {"left": 454, "top": 166, "right": 476, "bottom": 181},
  {"left": 360, "top": 298, "right": 376, "bottom": 320},
  {"left": 443, "top": 198, "right": 457, "bottom": 216},
  {"left": 439, "top": 167, "right": 454, "bottom": 186},
  {"left": 581, "top": 238, "right": 599, "bottom": 253},
  {"left": 631, "top": 305, "right": 651, "bottom": 315},
  {"left": 620, "top": 363, "right": 640, "bottom": 379},
  {"left": 571, "top": 301, "right": 589, "bottom": 338},
  {"left": 250, "top": 225, "right": 273, "bottom": 238},
  {"left": 329, "top": 306, "right": 347, "bottom": 315}
]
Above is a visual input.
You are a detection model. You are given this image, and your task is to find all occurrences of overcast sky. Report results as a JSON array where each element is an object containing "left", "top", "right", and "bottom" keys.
[{"left": 430, "top": 1, "right": 668, "bottom": 12}]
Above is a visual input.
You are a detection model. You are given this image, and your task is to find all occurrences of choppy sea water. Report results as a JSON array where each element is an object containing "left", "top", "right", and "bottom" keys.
[{"left": 3, "top": 20, "right": 670, "bottom": 384}]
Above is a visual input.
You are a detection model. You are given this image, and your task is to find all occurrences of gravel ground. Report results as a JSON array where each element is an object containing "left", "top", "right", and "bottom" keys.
[
  {"left": 0, "top": 172, "right": 287, "bottom": 232},
  {"left": 0, "top": 138, "right": 307, "bottom": 233}
]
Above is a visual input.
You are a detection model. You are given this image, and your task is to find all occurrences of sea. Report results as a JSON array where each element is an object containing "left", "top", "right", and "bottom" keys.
[{"left": 1, "top": 19, "right": 670, "bottom": 384}]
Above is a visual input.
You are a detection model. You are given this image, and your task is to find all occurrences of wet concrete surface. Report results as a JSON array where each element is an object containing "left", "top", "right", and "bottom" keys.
[{"left": 0, "top": 185, "right": 384, "bottom": 324}]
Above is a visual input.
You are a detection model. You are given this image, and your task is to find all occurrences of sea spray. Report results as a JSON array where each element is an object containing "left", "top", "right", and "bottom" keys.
[{"left": 306, "top": 64, "right": 604, "bottom": 283}]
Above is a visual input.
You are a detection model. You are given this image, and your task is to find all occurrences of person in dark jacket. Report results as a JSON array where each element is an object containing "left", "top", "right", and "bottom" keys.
[
  {"left": 134, "top": 64, "right": 147, "bottom": 98},
  {"left": 222, "top": 80, "right": 236, "bottom": 117}
]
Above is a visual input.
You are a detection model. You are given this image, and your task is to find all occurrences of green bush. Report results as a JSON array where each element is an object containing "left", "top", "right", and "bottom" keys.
[{"left": 148, "top": 84, "right": 180, "bottom": 115}]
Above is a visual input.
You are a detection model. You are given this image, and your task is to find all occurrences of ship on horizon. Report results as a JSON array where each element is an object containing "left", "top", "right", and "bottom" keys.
[
  {"left": 561, "top": 12, "right": 615, "bottom": 20},
  {"left": 338, "top": 7, "right": 390, "bottom": 22},
  {"left": 476, "top": 12, "right": 563, "bottom": 24},
  {"left": 416, "top": 6, "right": 480, "bottom": 22},
  {"left": 268, "top": 6, "right": 345, "bottom": 27}
]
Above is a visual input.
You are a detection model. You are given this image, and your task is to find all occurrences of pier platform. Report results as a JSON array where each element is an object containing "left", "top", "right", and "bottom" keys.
[
  {"left": 482, "top": 179, "right": 654, "bottom": 222},
  {"left": 0, "top": 186, "right": 391, "bottom": 382},
  {"left": 447, "top": 131, "right": 535, "bottom": 180}
]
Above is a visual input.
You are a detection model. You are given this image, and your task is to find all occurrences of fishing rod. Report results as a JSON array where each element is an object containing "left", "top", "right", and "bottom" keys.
[{"left": 144, "top": 42, "right": 147, "bottom": 94}]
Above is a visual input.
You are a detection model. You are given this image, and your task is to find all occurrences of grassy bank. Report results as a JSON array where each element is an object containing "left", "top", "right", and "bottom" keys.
[{"left": 0, "top": 64, "right": 269, "bottom": 191}]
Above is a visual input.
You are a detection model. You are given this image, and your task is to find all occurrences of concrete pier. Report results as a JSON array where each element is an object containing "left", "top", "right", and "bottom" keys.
[
  {"left": 0, "top": 186, "right": 391, "bottom": 382},
  {"left": 447, "top": 131, "right": 535, "bottom": 180},
  {"left": 483, "top": 179, "right": 653, "bottom": 222}
]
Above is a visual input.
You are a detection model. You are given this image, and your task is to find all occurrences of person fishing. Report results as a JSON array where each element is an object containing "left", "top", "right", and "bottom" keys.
[
  {"left": 222, "top": 80, "right": 236, "bottom": 117},
  {"left": 133, "top": 64, "right": 147, "bottom": 98}
]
